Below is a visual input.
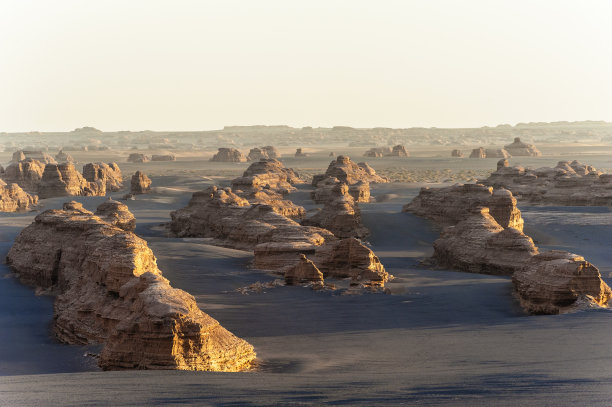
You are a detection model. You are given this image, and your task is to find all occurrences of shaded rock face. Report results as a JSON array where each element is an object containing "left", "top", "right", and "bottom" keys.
[
  {"left": 504, "top": 137, "right": 542, "bottom": 157},
  {"left": 247, "top": 146, "right": 280, "bottom": 161},
  {"left": 2, "top": 158, "right": 45, "bottom": 193},
  {"left": 38, "top": 163, "right": 107, "bottom": 199},
  {"left": 303, "top": 183, "right": 368, "bottom": 239},
  {"left": 481, "top": 160, "right": 612, "bottom": 205},
  {"left": 0, "top": 180, "right": 38, "bottom": 212},
  {"left": 432, "top": 208, "right": 538, "bottom": 276},
  {"left": 389, "top": 145, "right": 409, "bottom": 157},
  {"left": 312, "top": 177, "right": 370, "bottom": 204},
  {"left": 311, "top": 156, "right": 389, "bottom": 186},
  {"left": 11, "top": 150, "right": 25, "bottom": 162},
  {"left": 469, "top": 147, "right": 486, "bottom": 158},
  {"left": 294, "top": 148, "right": 307, "bottom": 157},
  {"left": 451, "top": 149, "right": 464, "bottom": 158},
  {"left": 513, "top": 251, "right": 612, "bottom": 314},
  {"left": 363, "top": 147, "right": 391, "bottom": 158},
  {"left": 127, "top": 153, "right": 150, "bottom": 163},
  {"left": 82, "top": 162, "right": 123, "bottom": 192},
  {"left": 403, "top": 183, "right": 524, "bottom": 232},
  {"left": 94, "top": 199, "right": 136, "bottom": 231},
  {"left": 284, "top": 254, "right": 324, "bottom": 285},
  {"left": 210, "top": 148, "right": 246, "bottom": 163},
  {"left": 130, "top": 171, "right": 152, "bottom": 195},
  {"left": 6, "top": 203, "right": 256, "bottom": 371},
  {"left": 497, "top": 158, "right": 509, "bottom": 170},
  {"left": 55, "top": 150, "right": 75, "bottom": 163},
  {"left": 151, "top": 154, "right": 176, "bottom": 161},
  {"left": 469, "top": 148, "right": 510, "bottom": 159}
]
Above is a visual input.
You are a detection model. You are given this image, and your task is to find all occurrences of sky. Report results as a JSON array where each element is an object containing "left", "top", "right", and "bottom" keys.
[{"left": 0, "top": 0, "right": 611, "bottom": 132}]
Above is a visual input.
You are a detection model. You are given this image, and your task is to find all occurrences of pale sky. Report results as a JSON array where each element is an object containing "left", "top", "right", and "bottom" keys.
[{"left": 1, "top": 0, "right": 611, "bottom": 132}]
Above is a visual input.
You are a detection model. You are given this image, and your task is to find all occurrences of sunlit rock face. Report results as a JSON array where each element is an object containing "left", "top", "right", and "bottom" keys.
[
  {"left": 6, "top": 201, "right": 256, "bottom": 371},
  {"left": 312, "top": 156, "right": 389, "bottom": 186},
  {"left": 2, "top": 158, "right": 45, "bottom": 193},
  {"left": 312, "top": 177, "right": 370, "bottom": 204},
  {"left": 469, "top": 147, "right": 486, "bottom": 158},
  {"left": 0, "top": 179, "right": 38, "bottom": 212},
  {"left": 469, "top": 148, "right": 510, "bottom": 159},
  {"left": 94, "top": 199, "right": 136, "bottom": 231},
  {"left": 504, "top": 137, "right": 542, "bottom": 157},
  {"left": 403, "top": 183, "right": 524, "bottom": 232},
  {"left": 130, "top": 171, "right": 152, "bottom": 195},
  {"left": 127, "top": 153, "right": 150, "bottom": 163},
  {"left": 12, "top": 150, "right": 57, "bottom": 164},
  {"left": 38, "top": 163, "right": 100, "bottom": 199},
  {"left": 481, "top": 160, "right": 612, "bottom": 205},
  {"left": 432, "top": 207, "right": 538, "bottom": 276},
  {"left": 513, "top": 251, "right": 612, "bottom": 314},
  {"left": 210, "top": 148, "right": 247, "bottom": 162},
  {"left": 82, "top": 162, "right": 123, "bottom": 192}
]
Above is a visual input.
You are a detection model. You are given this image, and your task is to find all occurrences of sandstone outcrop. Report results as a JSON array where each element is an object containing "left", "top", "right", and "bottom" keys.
[
  {"left": 127, "top": 153, "right": 150, "bottom": 163},
  {"left": 388, "top": 145, "right": 409, "bottom": 157},
  {"left": 403, "top": 183, "right": 523, "bottom": 231},
  {"left": 38, "top": 163, "right": 104, "bottom": 199},
  {"left": 284, "top": 254, "right": 324, "bottom": 286},
  {"left": 451, "top": 149, "right": 464, "bottom": 158},
  {"left": 364, "top": 147, "right": 391, "bottom": 158},
  {"left": 513, "top": 251, "right": 611, "bottom": 314},
  {"left": 0, "top": 180, "right": 38, "bottom": 212},
  {"left": 469, "top": 147, "right": 486, "bottom": 158},
  {"left": 2, "top": 158, "right": 45, "bottom": 193},
  {"left": 55, "top": 150, "right": 75, "bottom": 163},
  {"left": 504, "top": 137, "right": 542, "bottom": 157},
  {"left": 94, "top": 199, "right": 136, "bottom": 231},
  {"left": 210, "top": 148, "right": 247, "bottom": 162},
  {"left": 12, "top": 150, "right": 57, "bottom": 164},
  {"left": 6, "top": 203, "right": 256, "bottom": 371},
  {"left": 247, "top": 146, "right": 280, "bottom": 161},
  {"left": 481, "top": 160, "right": 612, "bottom": 205},
  {"left": 294, "top": 148, "right": 307, "bottom": 157},
  {"left": 469, "top": 147, "right": 510, "bottom": 159},
  {"left": 82, "top": 162, "right": 123, "bottom": 192},
  {"left": 130, "top": 171, "right": 152, "bottom": 195},
  {"left": 151, "top": 154, "right": 176, "bottom": 161},
  {"left": 312, "top": 156, "right": 389, "bottom": 186},
  {"left": 11, "top": 150, "right": 25, "bottom": 162}
]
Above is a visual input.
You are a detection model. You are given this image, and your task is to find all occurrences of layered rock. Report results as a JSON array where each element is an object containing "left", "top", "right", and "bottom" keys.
[
  {"left": 127, "top": 153, "right": 150, "bottom": 163},
  {"left": 94, "top": 199, "right": 136, "bottom": 231},
  {"left": 312, "top": 177, "right": 371, "bottom": 204},
  {"left": 38, "top": 163, "right": 105, "bottom": 199},
  {"left": 151, "top": 154, "right": 176, "bottom": 161},
  {"left": 312, "top": 156, "right": 389, "bottom": 186},
  {"left": 469, "top": 147, "right": 486, "bottom": 158},
  {"left": 388, "top": 145, "right": 409, "bottom": 157},
  {"left": 247, "top": 146, "right": 280, "bottom": 161},
  {"left": 82, "top": 162, "right": 123, "bottom": 192},
  {"left": 364, "top": 147, "right": 391, "bottom": 158},
  {"left": 481, "top": 160, "right": 612, "bottom": 205},
  {"left": 130, "top": 171, "right": 152, "bottom": 195},
  {"left": 504, "top": 137, "right": 542, "bottom": 157},
  {"left": 2, "top": 158, "right": 45, "bottom": 193},
  {"left": 513, "top": 251, "right": 611, "bottom": 314},
  {"left": 284, "top": 254, "right": 324, "bottom": 286},
  {"left": 403, "top": 183, "right": 524, "bottom": 231},
  {"left": 451, "top": 149, "right": 464, "bottom": 158},
  {"left": 210, "top": 148, "right": 246, "bottom": 163},
  {"left": 6, "top": 203, "right": 256, "bottom": 371},
  {"left": 0, "top": 180, "right": 38, "bottom": 212},
  {"left": 55, "top": 150, "right": 75, "bottom": 163}
]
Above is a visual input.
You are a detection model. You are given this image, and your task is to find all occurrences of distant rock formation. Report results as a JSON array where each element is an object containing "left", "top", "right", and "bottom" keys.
[
  {"left": 469, "top": 147, "right": 486, "bottom": 158},
  {"left": 130, "top": 171, "right": 152, "bottom": 195},
  {"left": 6, "top": 202, "right": 256, "bottom": 371},
  {"left": 55, "top": 150, "right": 75, "bottom": 163},
  {"left": 504, "top": 137, "right": 542, "bottom": 157},
  {"left": 364, "top": 147, "right": 391, "bottom": 158},
  {"left": 94, "top": 199, "right": 136, "bottom": 231},
  {"left": 82, "top": 162, "right": 123, "bottom": 193},
  {"left": 481, "top": 160, "right": 612, "bottom": 205},
  {"left": 403, "top": 183, "right": 524, "bottom": 231},
  {"left": 388, "top": 145, "right": 409, "bottom": 157},
  {"left": 151, "top": 154, "right": 176, "bottom": 161},
  {"left": 11, "top": 150, "right": 25, "bottom": 162},
  {"left": 451, "top": 149, "right": 464, "bottom": 158},
  {"left": 247, "top": 146, "right": 280, "bottom": 161},
  {"left": 469, "top": 147, "right": 510, "bottom": 159},
  {"left": 294, "top": 148, "right": 308, "bottom": 157},
  {"left": 513, "top": 251, "right": 611, "bottom": 314},
  {"left": 0, "top": 180, "right": 38, "bottom": 212},
  {"left": 12, "top": 150, "right": 57, "bottom": 164},
  {"left": 2, "top": 158, "right": 45, "bottom": 193},
  {"left": 497, "top": 158, "right": 509, "bottom": 170},
  {"left": 38, "top": 163, "right": 103, "bottom": 199},
  {"left": 127, "top": 153, "right": 150, "bottom": 163},
  {"left": 210, "top": 148, "right": 246, "bottom": 162},
  {"left": 312, "top": 177, "right": 370, "bottom": 204},
  {"left": 312, "top": 156, "right": 389, "bottom": 186}
]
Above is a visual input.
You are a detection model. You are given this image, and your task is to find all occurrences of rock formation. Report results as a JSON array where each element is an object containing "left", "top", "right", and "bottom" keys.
[
  {"left": 82, "top": 162, "right": 123, "bottom": 192},
  {"left": 6, "top": 202, "right": 256, "bottom": 371},
  {"left": 0, "top": 180, "right": 38, "bottom": 212},
  {"left": 247, "top": 146, "right": 280, "bottom": 161},
  {"left": 55, "top": 150, "right": 75, "bottom": 163},
  {"left": 151, "top": 154, "right": 176, "bottom": 161},
  {"left": 2, "top": 158, "right": 45, "bottom": 193},
  {"left": 294, "top": 148, "right": 307, "bottom": 157},
  {"left": 127, "top": 153, "right": 150, "bottom": 163},
  {"left": 504, "top": 137, "right": 542, "bottom": 157},
  {"left": 130, "top": 171, "right": 152, "bottom": 195},
  {"left": 11, "top": 150, "right": 25, "bottom": 162},
  {"left": 513, "top": 251, "right": 611, "bottom": 314},
  {"left": 12, "top": 150, "right": 57, "bottom": 164},
  {"left": 469, "top": 147, "right": 510, "bottom": 159},
  {"left": 403, "top": 183, "right": 523, "bottom": 231},
  {"left": 284, "top": 254, "right": 324, "bottom": 286},
  {"left": 312, "top": 156, "right": 389, "bottom": 186},
  {"left": 364, "top": 147, "right": 391, "bottom": 158},
  {"left": 497, "top": 158, "right": 509, "bottom": 170},
  {"left": 451, "top": 149, "right": 464, "bottom": 158},
  {"left": 481, "top": 160, "right": 612, "bottom": 205},
  {"left": 312, "top": 177, "right": 371, "bottom": 204},
  {"left": 469, "top": 147, "right": 486, "bottom": 158},
  {"left": 38, "top": 163, "right": 104, "bottom": 199},
  {"left": 210, "top": 148, "right": 247, "bottom": 163},
  {"left": 94, "top": 199, "right": 136, "bottom": 231},
  {"left": 388, "top": 144, "right": 409, "bottom": 157}
]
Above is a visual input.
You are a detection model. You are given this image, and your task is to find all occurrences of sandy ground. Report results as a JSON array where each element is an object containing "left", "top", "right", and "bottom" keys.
[{"left": 2, "top": 147, "right": 612, "bottom": 406}]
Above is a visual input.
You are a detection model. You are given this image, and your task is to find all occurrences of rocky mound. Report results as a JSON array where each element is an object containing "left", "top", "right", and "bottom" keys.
[
  {"left": 513, "top": 251, "right": 611, "bottom": 314},
  {"left": 130, "top": 171, "right": 152, "bottom": 195},
  {"left": 2, "top": 158, "right": 45, "bottom": 193},
  {"left": 451, "top": 149, "right": 464, "bottom": 157},
  {"left": 364, "top": 147, "right": 391, "bottom": 158},
  {"left": 403, "top": 183, "right": 523, "bottom": 231},
  {"left": 12, "top": 150, "right": 57, "bottom": 164},
  {"left": 55, "top": 150, "right": 75, "bottom": 163},
  {"left": 504, "top": 137, "right": 542, "bottom": 157},
  {"left": 94, "top": 199, "right": 136, "bottom": 231},
  {"left": 0, "top": 180, "right": 38, "bottom": 212},
  {"left": 6, "top": 202, "right": 256, "bottom": 371},
  {"left": 210, "top": 148, "right": 247, "bottom": 162},
  {"left": 312, "top": 177, "right": 370, "bottom": 203},
  {"left": 388, "top": 145, "right": 409, "bottom": 157},
  {"left": 127, "top": 153, "right": 150, "bottom": 163},
  {"left": 151, "top": 154, "right": 176, "bottom": 161},
  {"left": 312, "top": 156, "right": 389, "bottom": 186},
  {"left": 82, "top": 162, "right": 123, "bottom": 192},
  {"left": 284, "top": 254, "right": 324, "bottom": 286},
  {"left": 294, "top": 148, "right": 307, "bottom": 157},
  {"left": 469, "top": 148, "right": 510, "bottom": 159},
  {"left": 38, "top": 163, "right": 106, "bottom": 199}
]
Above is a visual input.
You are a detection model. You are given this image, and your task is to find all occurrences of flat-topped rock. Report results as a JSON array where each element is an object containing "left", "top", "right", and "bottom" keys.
[
  {"left": 247, "top": 146, "right": 280, "bottom": 161},
  {"left": 469, "top": 147, "right": 510, "bottom": 158},
  {"left": 127, "top": 153, "right": 150, "bottom": 163},
  {"left": 130, "top": 171, "right": 152, "bottom": 194},
  {"left": 0, "top": 180, "right": 38, "bottom": 212},
  {"left": 312, "top": 156, "right": 389, "bottom": 186},
  {"left": 94, "top": 199, "right": 136, "bottom": 231},
  {"left": 151, "top": 154, "right": 176, "bottom": 161},
  {"left": 504, "top": 137, "right": 542, "bottom": 157},
  {"left": 210, "top": 148, "right": 246, "bottom": 162},
  {"left": 6, "top": 204, "right": 256, "bottom": 371}
]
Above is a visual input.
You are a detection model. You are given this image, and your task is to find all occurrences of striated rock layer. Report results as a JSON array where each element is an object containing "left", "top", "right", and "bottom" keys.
[
  {"left": 94, "top": 199, "right": 136, "bottom": 231},
  {"left": 2, "top": 158, "right": 45, "bottom": 193},
  {"left": 0, "top": 180, "right": 38, "bottom": 212},
  {"left": 82, "top": 162, "right": 123, "bottom": 193},
  {"left": 6, "top": 202, "right": 256, "bottom": 371}
]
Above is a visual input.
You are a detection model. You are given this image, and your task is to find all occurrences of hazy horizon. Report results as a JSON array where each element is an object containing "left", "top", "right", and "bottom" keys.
[{"left": 1, "top": 0, "right": 611, "bottom": 132}]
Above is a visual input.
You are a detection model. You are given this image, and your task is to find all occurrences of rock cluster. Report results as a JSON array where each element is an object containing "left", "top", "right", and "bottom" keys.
[
  {"left": 55, "top": 150, "right": 75, "bottom": 163},
  {"left": 388, "top": 145, "right": 409, "bottom": 157},
  {"left": 312, "top": 156, "right": 389, "bottom": 186},
  {"left": 294, "top": 148, "right": 307, "bottom": 157},
  {"left": 247, "top": 146, "right": 280, "bottom": 161},
  {"left": 2, "top": 158, "right": 45, "bottom": 193},
  {"left": 127, "top": 153, "right": 150, "bottom": 163},
  {"left": 481, "top": 160, "right": 612, "bottom": 205},
  {"left": 364, "top": 147, "right": 391, "bottom": 158},
  {"left": 210, "top": 148, "right": 247, "bottom": 162},
  {"left": 6, "top": 202, "right": 256, "bottom": 371},
  {"left": 82, "top": 162, "right": 123, "bottom": 193},
  {"left": 12, "top": 150, "right": 57, "bottom": 164},
  {"left": 0, "top": 180, "right": 38, "bottom": 212},
  {"left": 151, "top": 154, "right": 176, "bottom": 161},
  {"left": 504, "top": 137, "right": 542, "bottom": 157},
  {"left": 38, "top": 163, "right": 101, "bottom": 199},
  {"left": 130, "top": 171, "right": 152, "bottom": 195},
  {"left": 94, "top": 199, "right": 136, "bottom": 231},
  {"left": 469, "top": 147, "right": 510, "bottom": 159},
  {"left": 451, "top": 149, "right": 464, "bottom": 158}
]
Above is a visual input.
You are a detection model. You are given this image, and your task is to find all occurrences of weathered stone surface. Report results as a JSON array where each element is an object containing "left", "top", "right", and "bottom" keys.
[
  {"left": 6, "top": 204, "right": 256, "bottom": 371},
  {"left": 364, "top": 147, "right": 391, "bottom": 158},
  {"left": 127, "top": 153, "right": 150, "bottom": 163},
  {"left": 388, "top": 145, "right": 409, "bottom": 157},
  {"left": 513, "top": 251, "right": 611, "bottom": 314},
  {"left": 432, "top": 207, "right": 538, "bottom": 275},
  {"left": 451, "top": 149, "right": 464, "bottom": 158},
  {"left": 481, "top": 160, "right": 612, "bottom": 205},
  {"left": 247, "top": 146, "right": 280, "bottom": 161},
  {"left": 82, "top": 162, "right": 123, "bottom": 192},
  {"left": 151, "top": 154, "right": 176, "bottom": 161},
  {"left": 284, "top": 254, "right": 324, "bottom": 285},
  {"left": 55, "top": 150, "right": 75, "bottom": 163},
  {"left": 210, "top": 148, "right": 246, "bottom": 162},
  {"left": 312, "top": 156, "right": 389, "bottom": 186},
  {"left": 403, "top": 183, "right": 524, "bottom": 232},
  {"left": 130, "top": 171, "right": 152, "bottom": 195},
  {"left": 0, "top": 180, "right": 38, "bottom": 212},
  {"left": 2, "top": 158, "right": 45, "bottom": 193},
  {"left": 504, "top": 137, "right": 542, "bottom": 157},
  {"left": 94, "top": 199, "right": 136, "bottom": 231},
  {"left": 38, "top": 163, "right": 104, "bottom": 199},
  {"left": 312, "top": 177, "right": 371, "bottom": 204}
]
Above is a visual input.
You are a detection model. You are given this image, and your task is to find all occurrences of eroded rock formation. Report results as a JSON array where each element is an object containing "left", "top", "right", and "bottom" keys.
[
  {"left": 6, "top": 202, "right": 256, "bottom": 371},
  {"left": 2, "top": 158, "right": 45, "bottom": 193},
  {"left": 210, "top": 148, "right": 247, "bottom": 163},
  {"left": 312, "top": 156, "right": 389, "bottom": 186},
  {"left": 130, "top": 171, "right": 152, "bottom": 195},
  {"left": 38, "top": 163, "right": 103, "bottom": 199},
  {"left": 151, "top": 154, "right": 176, "bottom": 161},
  {"left": 127, "top": 153, "right": 150, "bottom": 163},
  {"left": 294, "top": 148, "right": 307, "bottom": 157},
  {"left": 55, "top": 150, "right": 75, "bottom": 163},
  {"left": 504, "top": 137, "right": 542, "bottom": 157},
  {"left": 451, "top": 149, "right": 464, "bottom": 158},
  {"left": 469, "top": 148, "right": 510, "bottom": 159},
  {"left": 284, "top": 254, "right": 324, "bottom": 286},
  {"left": 388, "top": 145, "right": 409, "bottom": 157},
  {"left": 247, "top": 146, "right": 280, "bottom": 161},
  {"left": 12, "top": 150, "right": 57, "bottom": 164},
  {"left": 94, "top": 199, "right": 136, "bottom": 231},
  {"left": 82, "top": 162, "right": 123, "bottom": 192},
  {"left": 364, "top": 147, "right": 391, "bottom": 158},
  {"left": 0, "top": 180, "right": 38, "bottom": 212}
]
